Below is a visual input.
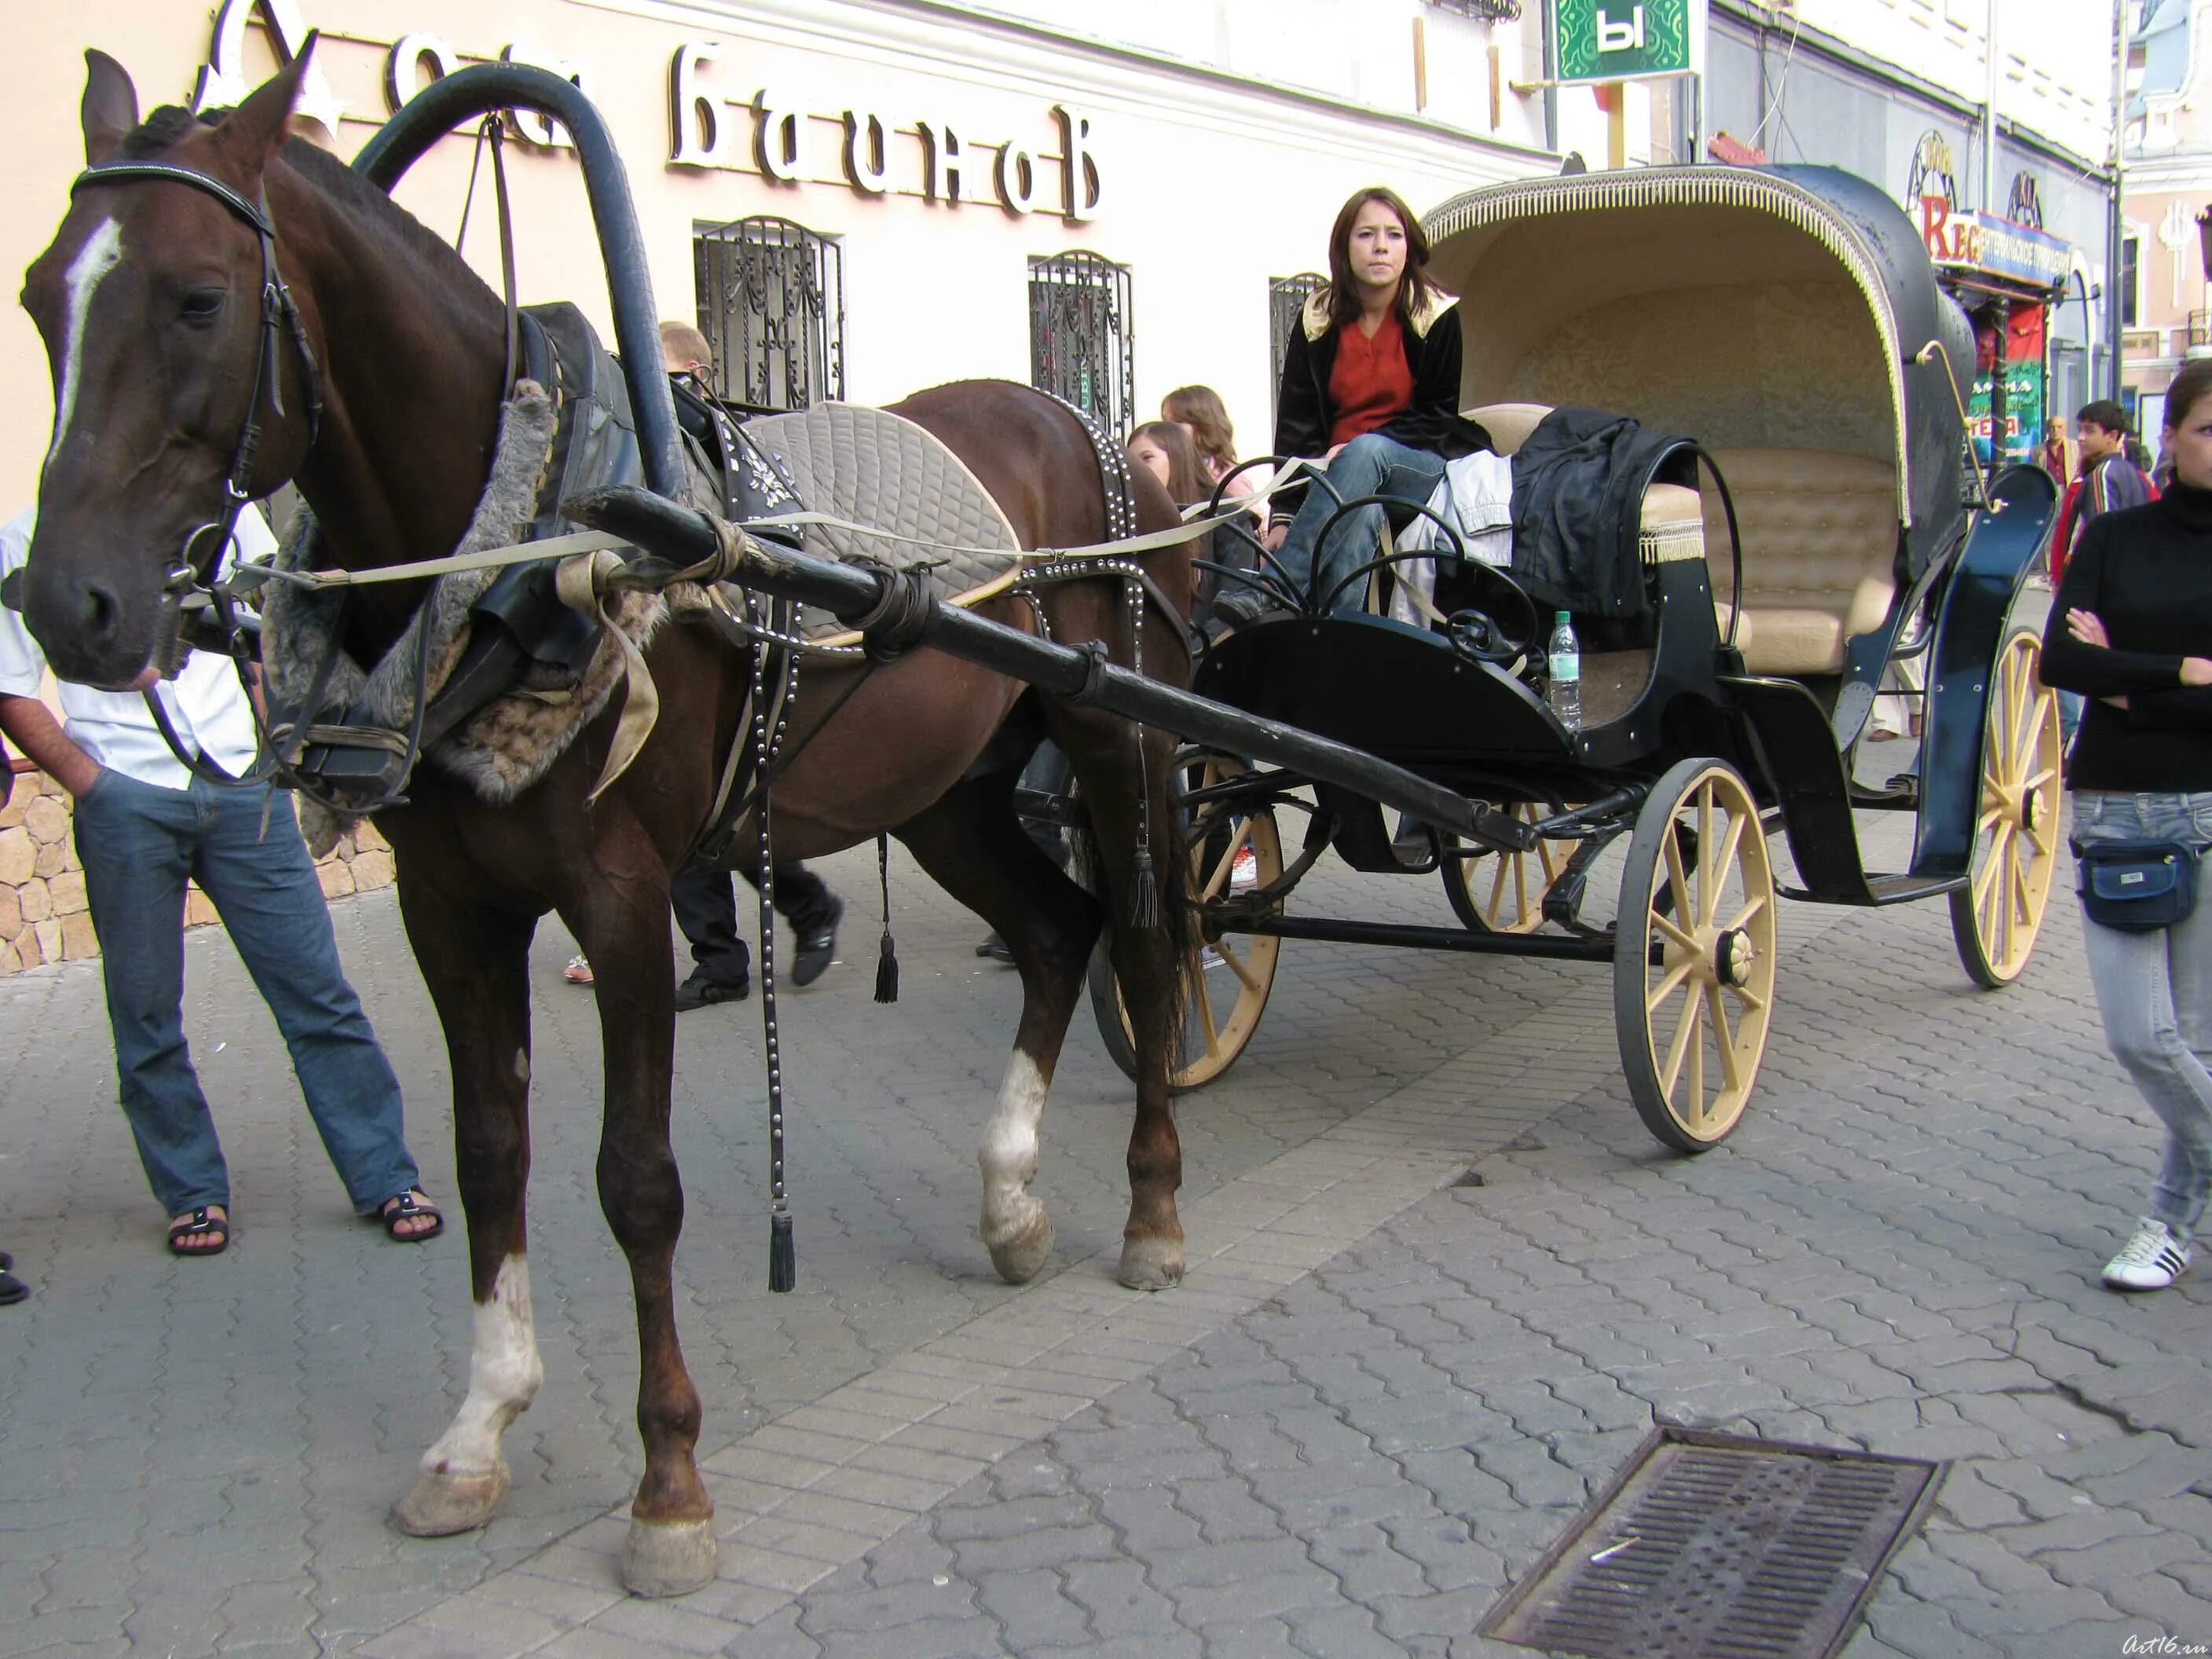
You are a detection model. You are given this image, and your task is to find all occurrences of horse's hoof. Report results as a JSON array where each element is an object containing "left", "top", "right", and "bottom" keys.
[
  {"left": 1117, "top": 1235, "right": 1185, "bottom": 1291},
  {"left": 986, "top": 1206, "right": 1056, "bottom": 1284},
  {"left": 393, "top": 1464, "right": 509, "bottom": 1536},
  {"left": 622, "top": 1516, "right": 718, "bottom": 1598}
]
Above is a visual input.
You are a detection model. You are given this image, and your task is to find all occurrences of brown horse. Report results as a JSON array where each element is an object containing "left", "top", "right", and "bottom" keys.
[{"left": 23, "top": 49, "right": 1194, "bottom": 1595}]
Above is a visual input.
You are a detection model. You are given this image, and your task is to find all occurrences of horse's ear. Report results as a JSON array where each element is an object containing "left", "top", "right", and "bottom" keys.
[
  {"left": 208, "top": 31, "right": 319, "bottom": 178},
  {"left": 82, "top": 49, "right": 140, "bottom": 165}
]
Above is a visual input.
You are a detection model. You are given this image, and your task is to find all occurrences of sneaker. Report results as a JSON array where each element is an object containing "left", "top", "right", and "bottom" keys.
[
  {"left": 562, "top": 953, "right": 595, "bottom": 987},
  {"left": 1231, "top": 847, "right": 1259, "bottom": 891},
  {"left": 790, "top": 896, "right": 844, "bottom": 987},
  {"left": 2102, "top": 1218, "right": 2192, "bottom": 1291}
]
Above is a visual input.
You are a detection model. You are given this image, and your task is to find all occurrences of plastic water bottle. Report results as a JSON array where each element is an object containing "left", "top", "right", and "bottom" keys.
[{"left": 1547, "top": 610, "right": 1582, "bottom": 729}]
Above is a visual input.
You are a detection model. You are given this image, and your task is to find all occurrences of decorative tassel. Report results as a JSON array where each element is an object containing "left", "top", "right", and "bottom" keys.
[
  {"left": 769, "top": 1211, "right": 796, "bottom": 1293},
  {"left": 874, "top": 929, "right": 899, "bottom": 1004},
  {"left": 1129, "top": 847, "right": 1160, "bottom": 930},
  {"left": 873, "top": 831, "right": 899, "bottom": 1003}
]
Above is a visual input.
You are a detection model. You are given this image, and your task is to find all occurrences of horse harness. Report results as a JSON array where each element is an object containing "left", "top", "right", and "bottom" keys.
[{"left": 68, "top": 158, "right": 325, "bottom": 772}]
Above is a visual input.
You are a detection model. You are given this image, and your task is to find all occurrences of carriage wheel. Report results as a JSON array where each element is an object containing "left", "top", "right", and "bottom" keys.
[
  {"left": 1444, "top": 804, "right": 1578, "bottom": 934},
  {"left": 1089, "top": 759, "right": 1285, "bottom": 1093},
  {"left": 1614, "top": 758, "right": 1778, "bottom": 1152},
  {"left": 1950, "top": 628, "right": 2063, "bottom": 989}
]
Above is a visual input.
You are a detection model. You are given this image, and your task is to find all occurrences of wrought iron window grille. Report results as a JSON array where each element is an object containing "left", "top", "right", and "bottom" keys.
[
  {"left": 1028, "top": 250, "right": 1136, "bottom": 437},
  {"left": 1269, "top": 273, "right": 1328, "bottom": 406},
  {"left": 1426, "top": 0, "right": 1522, "bottom": 19},
  {"left": 694, "top": 216, "right": 847, "bottom": 414}
]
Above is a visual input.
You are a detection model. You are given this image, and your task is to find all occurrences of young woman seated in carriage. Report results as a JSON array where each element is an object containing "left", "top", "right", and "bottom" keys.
[{"left": 1215, "top": 185, "right": 1489, "bottom": 624}]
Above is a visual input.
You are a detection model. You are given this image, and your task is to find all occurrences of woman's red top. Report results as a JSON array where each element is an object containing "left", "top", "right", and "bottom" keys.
[{"left": 1327, "top": 309, "right": 1414, "bottom": 449}]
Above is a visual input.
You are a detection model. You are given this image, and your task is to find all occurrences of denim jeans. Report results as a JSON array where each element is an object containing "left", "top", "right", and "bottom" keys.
[
  {"left": 1277, "top": 434, "right": 1446, "bottom": 615},
  {"left": 72, "top": 771, "right": 416, "bottom": 1219},
  {"left": 2072, "top": 791, "right": 2212, "bottom": 1240}
]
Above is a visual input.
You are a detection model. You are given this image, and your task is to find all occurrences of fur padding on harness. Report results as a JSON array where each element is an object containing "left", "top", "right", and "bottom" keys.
[{"left": 262, "top": 380, "right": 666, "bottom": 854}]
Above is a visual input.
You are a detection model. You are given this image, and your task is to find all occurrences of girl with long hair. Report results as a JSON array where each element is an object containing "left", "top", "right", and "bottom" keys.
[{"left": 1232, "top": 185, "right": 1485, "bottom": 621}]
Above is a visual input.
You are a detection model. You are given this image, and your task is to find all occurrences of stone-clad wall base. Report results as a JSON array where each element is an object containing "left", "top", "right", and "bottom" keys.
[{"left": 0, "top": 767, "right": 394, "bottom": 975}]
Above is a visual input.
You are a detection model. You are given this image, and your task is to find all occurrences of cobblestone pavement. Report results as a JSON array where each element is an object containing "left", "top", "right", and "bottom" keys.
[{"left": 6, "top": 789, "right": 2210, "bottom": 1658}]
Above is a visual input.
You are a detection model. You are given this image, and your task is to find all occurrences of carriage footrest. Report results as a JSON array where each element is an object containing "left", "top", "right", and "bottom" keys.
[{"left": 1780, "top": 872, "right": 1965, "bottom": 906}]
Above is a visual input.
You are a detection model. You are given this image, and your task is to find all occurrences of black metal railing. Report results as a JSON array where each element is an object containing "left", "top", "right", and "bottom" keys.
[
  {"left": 1029, "top": 250, "right": 1135, "bottom": 437},
  {"left": 694, "top": 216, "right": 846, "bottom": 413}
]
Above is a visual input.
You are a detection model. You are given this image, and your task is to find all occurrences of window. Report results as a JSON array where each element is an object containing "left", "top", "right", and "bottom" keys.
[
  {"left": 1269, "top": 274, "right": 1328, "bottom": 408},
  {"left": 2122, "top": 236, "right": 2141, "bottom": 330},
  {"left": 693, "top": 217, "right": 846, "bottom": 413},
  {"left": 1028, "top": 251, "right": 1135, "bottom": 437}
]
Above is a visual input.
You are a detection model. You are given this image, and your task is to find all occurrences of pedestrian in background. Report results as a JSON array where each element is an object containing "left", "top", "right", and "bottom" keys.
[
  {"left": 562, "top": 320, "right": 845, "bottom": 1007},
  {"left": 0, "top": 505, "right": 439, "bottom": 1257},
  {"left": 2039, "top": 357, "right": 2212, "bottom": 1292},
  {"left": 2041, "top": 416, "right": 2074, "bottom": 485},
  {"left": 2050, "top": 401, "right": 2159, "bottom": 749}
]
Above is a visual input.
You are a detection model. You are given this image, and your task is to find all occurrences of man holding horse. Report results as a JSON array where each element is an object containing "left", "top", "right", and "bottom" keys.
[{"left": 0, "top": 504, "right": 441, "bottom": 1257}]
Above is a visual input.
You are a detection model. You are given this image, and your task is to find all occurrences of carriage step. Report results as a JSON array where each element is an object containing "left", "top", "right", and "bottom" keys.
[{"left": 1780, "top": 872, "right": 1965, "bottom": 906}]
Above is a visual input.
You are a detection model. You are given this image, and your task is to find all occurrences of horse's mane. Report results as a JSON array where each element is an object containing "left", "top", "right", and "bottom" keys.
[{"left": 119, "top": 103, "right": 500, "bottom": 314}]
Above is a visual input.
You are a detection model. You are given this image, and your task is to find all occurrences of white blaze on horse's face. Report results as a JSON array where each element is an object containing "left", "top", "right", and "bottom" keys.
[{"left": 45, "top": 216, "right": 124, "bottom": 471}]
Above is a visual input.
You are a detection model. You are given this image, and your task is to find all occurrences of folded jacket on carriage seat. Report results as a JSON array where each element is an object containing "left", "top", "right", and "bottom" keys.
[{"left": 1389, "top": 451, "right": 1515, "bottom": 628}]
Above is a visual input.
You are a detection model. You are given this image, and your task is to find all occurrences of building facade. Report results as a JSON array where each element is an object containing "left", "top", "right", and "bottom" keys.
[
  {"left": 0, "top": 0, "right": 1577, "bottom": 515},
  {"left": 1699, "top": 1, "right": 2119, "bottom": 466},
  {"left": 2118, "top": 0, "right": 2212, "bottom": 441}
]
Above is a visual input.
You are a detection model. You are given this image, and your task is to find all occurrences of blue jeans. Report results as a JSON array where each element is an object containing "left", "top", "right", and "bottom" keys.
[
  {"left": 2073, "top": 791, "right": 2212, "bottom": 1240},
  {"left": 72, "top": 771, "right": 416, "bottom": 1220},
  {"left": 1277, "top": 434, "right": 1445, "bottom": 615}
]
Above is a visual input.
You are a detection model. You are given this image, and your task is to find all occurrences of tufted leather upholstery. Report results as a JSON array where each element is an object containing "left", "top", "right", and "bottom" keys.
[{"left": 1699, "top": 448, "right": 1899, "bottom": 676}]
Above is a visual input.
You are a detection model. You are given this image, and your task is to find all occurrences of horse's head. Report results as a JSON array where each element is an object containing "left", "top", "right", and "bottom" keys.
[{"left": 20, "top": 48, "right": 317, "bottom": 687}]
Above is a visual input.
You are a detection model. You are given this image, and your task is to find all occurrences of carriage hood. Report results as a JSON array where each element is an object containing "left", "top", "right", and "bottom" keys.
[{"left": 1423, "top": 165, "right": 1969, "bottom": 579}]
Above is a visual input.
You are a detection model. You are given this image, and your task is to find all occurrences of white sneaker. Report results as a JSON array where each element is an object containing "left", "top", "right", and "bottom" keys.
[
  {"left": 2102, "top": 1219, "right": 2192, "bottom": 1291},
  {"left": 1231, "top": 847, "right": 1259, "bottom": 891}
]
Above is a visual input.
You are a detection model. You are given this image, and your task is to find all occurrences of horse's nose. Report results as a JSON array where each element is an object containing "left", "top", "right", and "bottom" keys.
[{"left": 71, "top": 578, "right": 121, "bottom": 650}]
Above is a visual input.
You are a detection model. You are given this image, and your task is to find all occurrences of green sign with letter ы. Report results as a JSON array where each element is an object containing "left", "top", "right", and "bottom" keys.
[{"left": 1554, "top": 0, "right": 1696, "bottom": 83}]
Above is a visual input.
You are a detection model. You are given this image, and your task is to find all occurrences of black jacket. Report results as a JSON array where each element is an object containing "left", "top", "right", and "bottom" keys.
[
  {"left": 1509, "top": 407, "right": 1690, "bottom": 618},
  {"left": 1273, "top": 288, "right": 1489, "bottom": 493}
]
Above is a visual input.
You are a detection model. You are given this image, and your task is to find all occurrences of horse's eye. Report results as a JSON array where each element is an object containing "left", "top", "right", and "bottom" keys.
[{"left": 180, "top": 288, "right": 225, "bottom": 324}]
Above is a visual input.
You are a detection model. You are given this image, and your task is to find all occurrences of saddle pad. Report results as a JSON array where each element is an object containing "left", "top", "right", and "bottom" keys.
[{"left": 747, "top": 404, "right": 1024, "bottom": 639}]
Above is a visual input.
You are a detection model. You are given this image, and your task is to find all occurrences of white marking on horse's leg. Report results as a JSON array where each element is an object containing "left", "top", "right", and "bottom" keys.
[
  {"left": 46, "top": 217, "right": 123, "bottom": 470},
  {"left": 427, "top": 1254, "right": 541, "bottom": 1474},
  {"left": 979, "top": 1049, "right": 1054, "bottom": 1283},
  {"left": 394, "top": 1254, "right": 542, "bottom": 1536}
]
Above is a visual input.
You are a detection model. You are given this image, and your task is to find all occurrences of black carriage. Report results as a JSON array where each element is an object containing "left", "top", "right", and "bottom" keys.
[{"left": 1086, "top": 165, "right": 2064, "bottom": 1152}]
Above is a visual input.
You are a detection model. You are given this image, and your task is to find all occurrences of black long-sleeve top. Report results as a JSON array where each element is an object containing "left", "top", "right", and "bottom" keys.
[{"left": 2041, "top": 480, "right": 2212, "bottom": 791}]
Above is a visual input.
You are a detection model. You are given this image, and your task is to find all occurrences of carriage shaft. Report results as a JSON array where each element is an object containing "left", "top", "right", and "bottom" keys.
[{"left": 566, "top": 486, "right": 1537, "bottom": 855}]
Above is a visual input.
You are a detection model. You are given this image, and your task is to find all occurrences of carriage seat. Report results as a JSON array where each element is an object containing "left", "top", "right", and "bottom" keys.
[
  {"left": 1464, "top": 405, "right": 1895, "bottom": 677},
  {"left": 1698, "top": 449, "right": 1898, "bottom": 676}
]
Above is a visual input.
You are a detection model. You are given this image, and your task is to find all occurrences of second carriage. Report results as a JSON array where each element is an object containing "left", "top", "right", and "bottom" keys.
[{"left": 1085, "top": 163, "right": 2064, "bottom": 1152}]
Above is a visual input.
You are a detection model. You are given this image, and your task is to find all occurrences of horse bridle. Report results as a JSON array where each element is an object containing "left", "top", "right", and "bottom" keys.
[{"left": 68, "top": 160, "right": 325, "bottom": 676}]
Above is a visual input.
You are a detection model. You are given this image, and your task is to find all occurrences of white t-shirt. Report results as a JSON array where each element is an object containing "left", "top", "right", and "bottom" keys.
[{"left": 0, "top": 505, "right": 270, "bottom": 790}]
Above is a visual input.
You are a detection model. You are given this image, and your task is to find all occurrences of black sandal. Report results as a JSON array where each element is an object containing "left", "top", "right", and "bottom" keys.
[
  {"left": 379, "top": 1190, "right": 445, "bottom": 1243},
  {"left": 167, "top": 1207, "right": 230, "bottom": 1257}
]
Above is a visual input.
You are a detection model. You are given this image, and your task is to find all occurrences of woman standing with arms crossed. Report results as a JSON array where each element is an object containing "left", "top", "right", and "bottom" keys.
[{"left": 2042, "top": 357, "right": 2212, "bottom": 1291}]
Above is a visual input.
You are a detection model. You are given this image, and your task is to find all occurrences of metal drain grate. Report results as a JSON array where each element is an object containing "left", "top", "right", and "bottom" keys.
[{"left": 1481, "top": 1426, "right": 1943, "bottom": 1659}]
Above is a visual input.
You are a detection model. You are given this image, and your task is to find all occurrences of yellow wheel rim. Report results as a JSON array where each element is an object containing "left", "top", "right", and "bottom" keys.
[
  {"left": 1448, "top": 803, "right": 1579, "bottom": 934},
  {"left": 1957, "top": 630, "right": 2062, "bottom": 985},
  {"left": 1618, "top": 762, "right": 1777, "bottom": 1149},
  {"left": 1111, "top": 760, "right": 1283, "bottom": 1090}
]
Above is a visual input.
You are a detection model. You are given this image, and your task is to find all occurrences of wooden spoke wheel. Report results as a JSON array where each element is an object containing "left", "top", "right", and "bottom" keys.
[
  {"left": 1614, "top": 758, "right": 1778, "bottom": 1152},
  {"left": 1444, "top": 803, "right": 1578, "bottom": 934},
  {"left": 1089, "top": 759, "right": 1284, "bottom": 1093},
  {"left": 1950, "top": 627, "right": 2064, "bottom": 988}
]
